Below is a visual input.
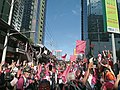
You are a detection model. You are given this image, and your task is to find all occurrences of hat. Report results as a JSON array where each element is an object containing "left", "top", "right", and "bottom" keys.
[{"left": 23, "top": 66, "right": 31, "bottom": 73}]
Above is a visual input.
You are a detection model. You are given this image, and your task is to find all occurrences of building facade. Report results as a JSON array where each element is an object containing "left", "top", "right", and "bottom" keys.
[
  {"left": 21, "top": 0, "right": 34, "bottom": 38},
  {"left": 85, "top": 0, "right": 120, "bottom": 56},
  {"left": 11, "top": 0, "right": 24, "bottom": 31},
  {"left": 81, "top": 0, "right": 88, "bottom": 40},
  {"left": 34, "top": 0, "right": 47, "bottom": 44},
  {"left": 21, "top": 0, "right": 47, "bottom": 45},
  {"left": 0, "top": 0, "right": 12, "bottom": 22},
  {"left": 54, "top": 50, "right": 62, "bottom": 60}
]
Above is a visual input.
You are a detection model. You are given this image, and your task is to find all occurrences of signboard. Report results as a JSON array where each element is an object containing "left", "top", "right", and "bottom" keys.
[
  {"left": 16, "top": 48, "right": 25, "bottom": 54},
  {"left": 102, "top": 0, "right": 120, "bottom": 33}
]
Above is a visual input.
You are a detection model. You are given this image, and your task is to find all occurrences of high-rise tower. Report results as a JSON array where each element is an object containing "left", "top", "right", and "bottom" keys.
[
  {"left": 21, "top": 0, "right": 34, "bottom": 38},
  {"left": 21, "top": 0, "right": 47, "bottom": 44},
  {"left": 11, "top": 0, "right": 24, "bottom": 31},
  {"left": 81, "top": 0, "right": 88, "bottom": 40},
  {"left": 34, "top": 0, "right": 47, "bottom": 44},
  {"left": 0, "top": 0, "right": 12, "bottom": 22},
  {"left": 87, "top": 0, "right": 120, "bottom": 56}
]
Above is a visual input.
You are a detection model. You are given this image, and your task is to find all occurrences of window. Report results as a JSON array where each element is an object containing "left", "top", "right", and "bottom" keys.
[
  {"left": 40, "top": 30, "right": 42, "bottom": 32},
  {"left": 118, "top": 41, "right": 120, "bottom": 44}
]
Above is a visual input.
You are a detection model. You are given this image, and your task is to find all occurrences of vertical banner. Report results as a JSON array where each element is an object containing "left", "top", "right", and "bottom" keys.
[
  {"left": 76, "top": 40, "right": 86, "bottom": 54},
  {"left": 73, "top": 48, "right": 77, "bottom": 55},
  {"left": 102, "top": 0, "right": 120, "bottom": 33}
]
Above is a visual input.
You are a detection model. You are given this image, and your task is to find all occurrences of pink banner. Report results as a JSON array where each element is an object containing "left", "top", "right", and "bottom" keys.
[
  {"left": 62, "top": 65, "right": 71, "bottom": 83},
  {"left": 37, "top": 65, "right": 42, "bottom": 79},
  {"left": 70, "top": 55, "right": 77, "bottom": 62},
  {"left": 76, "top": 40, "right": 86, "bottom": 54}
]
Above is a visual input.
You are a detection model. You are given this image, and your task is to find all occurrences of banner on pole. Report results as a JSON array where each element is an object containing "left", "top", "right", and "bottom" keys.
[{"left": 102, "top": 0, "right": 120, "bottom": 33}]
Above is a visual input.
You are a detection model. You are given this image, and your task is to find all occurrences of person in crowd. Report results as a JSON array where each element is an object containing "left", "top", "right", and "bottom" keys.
[
  {"left": 16, "top": 66, "right": 32, "bottom": 90},
  {"left": 114, "top": 72, "right": 120, "bottom": 90},
  {"left": 100, "top": 63, "right": 116, "bottom": 90},
  {"left": 0, "top": 49, "right": 119, "bottom": 90}
]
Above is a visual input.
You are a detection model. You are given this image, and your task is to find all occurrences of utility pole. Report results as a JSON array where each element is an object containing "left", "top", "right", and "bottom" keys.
[{"left": 111, "top": 33, "right": 117, "bottom": 64}]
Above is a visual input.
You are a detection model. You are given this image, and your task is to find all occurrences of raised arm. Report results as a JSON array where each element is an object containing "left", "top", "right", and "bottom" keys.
[
  {"left": 113, "top": 72, "right": 120, "bottom": 90},
  {"left": 82, "top": 62, "right": 92, "bottom": 85}
]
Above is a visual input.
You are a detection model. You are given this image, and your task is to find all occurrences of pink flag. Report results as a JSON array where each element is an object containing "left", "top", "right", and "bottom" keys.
[
  {"left": 70, "top": 55, "right": 77, "bottom": 62},
  {"left": 37, "top": 65, "right": 42, "bottom": 79},
  {"left": 76, "top": 40, "right": 86, "bottom": 54},
  {"left": 62, "top": 65, "right": 71, "bottom": 83},
  {"left": 61, "top": 54, "right": 67, "bottom": 60},
  {"left": 62, "top": 65, "right": 71, "bottom": 77}
]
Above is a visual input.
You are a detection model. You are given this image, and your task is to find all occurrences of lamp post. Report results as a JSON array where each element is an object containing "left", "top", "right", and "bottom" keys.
[{"left": 1, "top": 30, "right": 35, "bottom": 65}]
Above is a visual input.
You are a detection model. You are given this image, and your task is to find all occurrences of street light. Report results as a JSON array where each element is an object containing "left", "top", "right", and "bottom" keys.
[
  {"left": 1, "top": 30, "right": 35, "bottom": 65},
  {"left": 9, "top": 30, "right": 35, "bottom": 36}
]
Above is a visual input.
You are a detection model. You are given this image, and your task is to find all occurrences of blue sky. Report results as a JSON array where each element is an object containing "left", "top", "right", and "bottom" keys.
[{"left": 44, "top": 0, "right": 81, "bottom": 59}]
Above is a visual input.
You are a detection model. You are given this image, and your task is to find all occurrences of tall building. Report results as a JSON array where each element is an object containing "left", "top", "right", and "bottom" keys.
[
  {"left": 85, "top": 0, "right": 120, "bottom": 56},
  {"left": 21, "top": 0, "right": 34, "bottom": 38},
  {"left": 54, "top": 50, "right": 62, "bottom": 60},
  {"left": 34, "top": 0, "right": 47, "bottom": 44},
  {"left": 21, "top": 0, "right": 47, "bottom": 44},
  {"left": 11, "top": 0, "right": 24, "bottom": 31},
  {"left": 0, "top": 0, "right": 24, "bottom": 31},
  {"left": 0, "top": 0, "right": 12, "bottom": 22},
  {"left": 87, "top": 0, "right": 109, "bottom": 42},
  {"left": 81, "top": 0, "right": 88, "bottom": 40}
]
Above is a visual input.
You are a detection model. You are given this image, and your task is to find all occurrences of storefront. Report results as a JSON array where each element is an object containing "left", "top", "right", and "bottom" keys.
[{"left": 0, "top": 19, "right": 29, "bottom": 63}]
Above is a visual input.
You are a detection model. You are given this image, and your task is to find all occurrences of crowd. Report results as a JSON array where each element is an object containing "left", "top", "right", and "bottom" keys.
[{"left": 0, "top": 50, "right": 120, "bottom": 90}]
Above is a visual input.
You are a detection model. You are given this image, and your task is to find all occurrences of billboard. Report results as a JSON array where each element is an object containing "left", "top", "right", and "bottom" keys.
[{"left": 102, "top": 0, "right": 120, "bottom": 33}]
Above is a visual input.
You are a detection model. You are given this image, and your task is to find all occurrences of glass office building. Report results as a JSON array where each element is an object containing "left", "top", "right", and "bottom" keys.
[{"left": 82, "top": 0, "right": 120, "bottom": 56}]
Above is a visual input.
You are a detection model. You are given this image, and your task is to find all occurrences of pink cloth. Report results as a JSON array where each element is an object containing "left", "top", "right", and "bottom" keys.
[
  {"left": 45, "top": 70, "right": 49, "bottom": 76},
  {"left": 37, "top": 65, "right": 42, "bottom": 79},
  {"left": 92, "top": 77, "right": 96, "bottom": 85},
  {"left": 62, "top": 65, "right": 71, "bottom": 83},
  {"left": 102, "top": 81, "right": 114, "bottom": 90},
  {"left": 76, "top": 40, "right": 86, "bottom": 54},
  {"left": 17, "top": 77, "right": 24, "bottom": 90},
  {"left": 61, "top": 54, "right": 67, "bottom": 60}
]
